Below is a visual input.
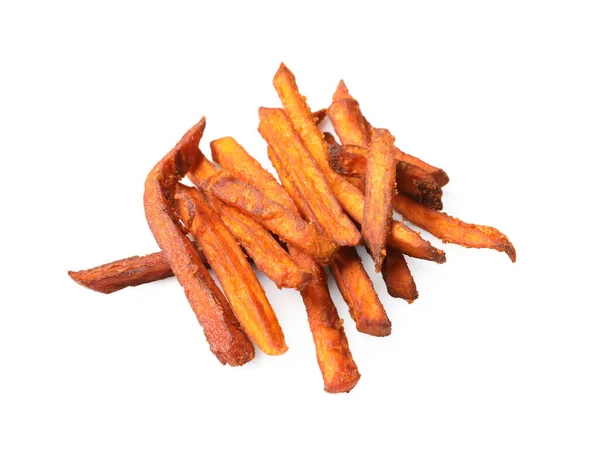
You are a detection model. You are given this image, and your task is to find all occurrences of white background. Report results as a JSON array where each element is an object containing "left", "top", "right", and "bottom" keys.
[{"left": 1, "top": 1, "right": 599, "bottom": 451}]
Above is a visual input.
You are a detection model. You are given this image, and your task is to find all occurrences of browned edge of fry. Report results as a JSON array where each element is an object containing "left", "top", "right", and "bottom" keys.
[
  {"left": 329, "top": 247, "right": 392, "bottom": 337},
  {"left": 382, "top": 247, "right": 419, "bottom": 302},
  {"left": 143, "top": 118, "right": 254, "bottom": 366}
]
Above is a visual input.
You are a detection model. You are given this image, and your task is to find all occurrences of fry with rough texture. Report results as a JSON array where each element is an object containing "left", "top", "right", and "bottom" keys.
[
  {"left": 258, "top": 107, "right": 361, "bottom": 246},
  {"left": 143, "top": 118, "right": 254, "bottom": 366},
  {"left": 211, "top": 137, "right": 360, "bottom": 392},
  {"left": 68, "top": 252, "right": 173, "bottom": 294},
  {"left": 274, "top": 63, "right": 444, "bottom": 263},
  {"left": 175, "top": 183, "right": 287, "bottom": 356},
  {"left": 202, "top": 171, "right": 338, "bottom": 264},
  {"left": 329, "top": 247, "right": 392, "bottom": 337},
  {"left": 326, "top": 136, "right": 443, "bottom": 210},
  {"left": 381, "top": 247, "right": 419, "bottom": 302},
  {"left": 393, "top": 193, "right": 516, "bottom": 262},
  {"left": 362, "top": 128, "right": 397, "bottom": 272}
]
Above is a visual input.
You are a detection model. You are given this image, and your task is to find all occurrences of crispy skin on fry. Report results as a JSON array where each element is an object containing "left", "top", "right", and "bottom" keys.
[
  {"left": 258, "top": 107, "right": 361, "bottom": 246},
  {"left": 393, "top": 193, "right": 516, "bottom": 262},
  {"left": 68, "top": 252, "right": 173, "bottom": 294},
  {"left": 329, "top": 247, "right": 392, "bottom": 337},
  {"left": 211, "top": 138, "right": 360, "bottom": 392},
  {"left": 327, "top": 138, "right": 443, "bottom": 210},
  {"left": 274, "top": 64, "right": 443, "bottom": 262},
  {"left": 312, "top": 108, "right": 327, "bottom": 125},
  {"left": 381, "top": 248, "right": 419, "bottom": 302},
  {"left": 143, "top": 118, "right": 254, "bottom": 366},
  {"left": 362, "top": 128, "right": 397, "bottom": 272},
  {"left": 175, "top": 184, "right": 287, "bottom": 356},
  {"left": 331, "top": 80, "right": 450, "bottom": 188}
]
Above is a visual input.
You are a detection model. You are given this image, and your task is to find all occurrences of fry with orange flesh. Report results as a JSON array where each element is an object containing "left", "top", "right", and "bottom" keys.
[
  {"left": 258, "top": 107, "right": 361, "bottom": 247},
  {"left": 175, "top": 183, "right": 288, "bottom": 356},
  {"left": 273, "top": 63, "right": 444, "bottom": 263},
  {"left": 202, "top": 171, "right": 338, "bottom": 264},
  {"left": 143, "top": 118, "right": 254, "bottom": 366},
  {"left": 330, "top": 80, "right": 450, "bottom": 187},
  {"left": 393, "top": 193, "right": 517, "bottom": 262},
  {"left": 326, "top": 137, "right": 443, "bottom": 210},
  {"left": 381, "top": 247, "right": 419, "bottom": 302},
  {"left": 329, "top": 247, "right": 392, "bottom": 337},
  {"left": 211, "top": 138, "right": 360, "bottom": 392},
  {"left": 362, "top": 128, "right": 397, "bottom": 272}
]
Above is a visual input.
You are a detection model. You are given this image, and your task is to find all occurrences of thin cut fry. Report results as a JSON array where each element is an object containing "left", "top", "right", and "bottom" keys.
[
  {"left": 211, "top": 137, "right": 360, "bottom": 392},
  {"left": 329, "top": 247, "right": 392, "bottom": 337},
  {"left": 175, "top": 183, "right": 287, "bottom": 356},
  {"left": 312, "top": 108, "right": 327, "bottom": 125},
  {"left": 68, "top": 252, "right": 173, "bottom": 294},
  {"left": 362, "top": 128, "right": 396, "bottom": 272},
  {"left": 143, "top": 118, "right": 254, "bottom": 366},
  {"left": 258, "top": 107, "right": 361, "bottom": 246},
  {"left": 393, "top": 193, "right": 516, "bottom": 261},
  {"left": 274, "top": 63, "right": 444, "bottom": 263},
  {"left": 203, "top": 171, "right": 338, "bottom": 264},
  {"left": 381, "top": 247, "right": 419, "bottom": 302}
]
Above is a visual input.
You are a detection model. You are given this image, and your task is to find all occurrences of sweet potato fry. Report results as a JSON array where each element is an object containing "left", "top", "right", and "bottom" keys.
[
  {"left": 211, "top": 137, "right": 360, "bottom": 392},
  {"left": 273, "top": 64, "right": 444, "bottom": 263},
  {"left": 381, "top": 247, "right": 419, "bottom": 302},
  {"left": 258, "top": 107, "right": 361, "bottom": 246},
  {"left": 312, "top": 108, "right": 327, "bottom": 125},
  {"left": 326, "top": 137, "right": 443, "bottom": 210},
  {"left": 143, "top": 118, "right": 254, "bottom": 366},
  {"left": 202, "top": 171, "right": 338, "bottom": 264},
  {"left": 362, "top": 128, "right": 397, "bottom": 272},
  {"left": 68, "top": 252, "right": 173, "bottom": 294},
  {"left": 175, "top": 183, "right": 287, "bottom": 356},
  {"left": 329, "top": 247, "right": 392, "bottom": 337},
  {"left": 393, "top": 193, "right": 516, "bottom": 262}
]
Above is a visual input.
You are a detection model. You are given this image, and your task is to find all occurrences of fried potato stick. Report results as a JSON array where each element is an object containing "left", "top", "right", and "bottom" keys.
[
  {"left": 175, "top": 183, "right": 288, "bottom": 356},
  {"left": 362, "top": 128, "right": 397, "bottom": 272},
  {"left": 381, "top": 247, "right": 419, "bottom": 302},
  {"left": 211, "top": 137, "right": 360, "bottom": 392},
  {"left": 327, "top": 137, "right": 443, "bottom": 210},
  {"left": 258, "top": 107, "right": 361, "bottom": 246},
  {"left": 273, "top": 63, "right": 444, "bottom": 263},
  {"left": 329, "top": 247, "right": 392, "bottom": 337},
  {"left": 143, "top": 118, "right": 254, "bottom": 366},
  {"left": 330, "top": 80, "right": 450, "bottom": 187},
  {"left": 393, "top": 193, "right": 516, "bottom": 262}
]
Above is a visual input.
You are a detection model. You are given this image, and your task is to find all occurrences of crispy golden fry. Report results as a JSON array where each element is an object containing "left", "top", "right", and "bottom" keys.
[
  {"left": 331, "top": 80, "right": 450, "bottom": 187},
  {"left": 362, "top": 128, "right": 397, "bottom": 272},
  {"left": 329, "top": 247, "right": 392, "bottom": 337},
  {"left": 381, "top": 247, "right": 418, "bottom": 302},
  {"left": 68, "top": 252, "right": 173, "bottom": 294},
  {"left": 258, "top": 107, "right": 361, "bottom": 246},
  {"left": 143, "top": 118, "right": 254, "bottom": 366},
  {"left": 326, "top": 137, "right": 443, "bottom": 210},
  {"left": 203, "top": 171, "right": 338, "bottom": 264},
  {"left": 312, "top": 108, "right": 328, "bottom": 125},
  {"left": 175, "top": 184, "right": 287, "bottom": 356},
  {"left": 393, "top": 193, "right": 516, "bottom": 262},
  {"left": 211, "top": 137, "right": 360, "bottom": 392},
  {"left": 274, "top": 64, "right": 444, "bottom": 263}
]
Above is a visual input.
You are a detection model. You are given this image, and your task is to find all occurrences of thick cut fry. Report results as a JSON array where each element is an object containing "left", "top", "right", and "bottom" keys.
[
  {"left": 329, "top": 247, "right": 392, "bottom": 337},
  {"left": 68, "top": 252, "right": 173, "bottom": 294},
  {"left": 393, "top": 193, "right": 516, "bottom": 262},
  {"left": 143, "top": 118, "right": 254, "bottom": 366},
  {"left": 258, "top": 107, "right": 361, "bottom": 246},
  {"left": 273, "top": 64, "right": 444, "bottom": 262},
  {"left": 362, "top": 128, "right": 397, "bottom": 272},
  {"left": 381, "top": 248, "right": 419, "bottom": 302},
  {"left": 175, "top": 184, "right": 287, "bottom": 356},
  {"left": 211, "top": 137, "right": 360, "bottom": 392},
  {"left": 203, "top": 171, "right": 338, "bottom": 264},
  {"left": 326, "top": 137, "right": 443, "bottom": 210}
]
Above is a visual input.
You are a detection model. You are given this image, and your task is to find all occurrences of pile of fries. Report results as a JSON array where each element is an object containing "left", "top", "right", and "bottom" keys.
[{"left": 69, "top": 64, "right": 515, "bottom": 393}]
